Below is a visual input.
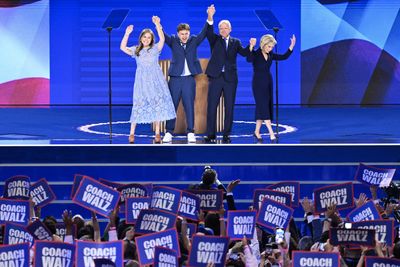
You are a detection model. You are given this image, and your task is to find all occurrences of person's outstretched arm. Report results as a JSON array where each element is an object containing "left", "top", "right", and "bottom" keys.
[
  {"left": 120, "top": 25, "right": 134, "bottom": 56},
  {"left": 206, "top": 4, "right": 218, "bottom": 45},
  {"left": 272, "top": 34, "right": 296, "bottom": 61},
  {"left": 152, "top": 16, "right": 165, "bottom": 52},
  {"left": 195, "top": 4, "right": 215, "bottom": 46}
]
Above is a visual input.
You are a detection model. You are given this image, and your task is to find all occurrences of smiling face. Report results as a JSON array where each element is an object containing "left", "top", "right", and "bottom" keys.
[
  {"left": 178, "top": 30, "right": 190, "bottom": 44},
  {"left": 140, "top": 32, "right": 153, "bottom": 47},
  {"left": 263, "top": 42, "right": 275, "bottom": 54},
  {"left": 218, "top": 21, "right": 231, "bottom": 38}
]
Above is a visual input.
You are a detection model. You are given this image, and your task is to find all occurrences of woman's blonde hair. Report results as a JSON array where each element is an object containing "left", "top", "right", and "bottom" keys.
[
  {"left": 260, "top": 34, "right": 277, "bottom": 49},
  {"left": 135, "top": 29, "right": 155, "bottom": 56}
]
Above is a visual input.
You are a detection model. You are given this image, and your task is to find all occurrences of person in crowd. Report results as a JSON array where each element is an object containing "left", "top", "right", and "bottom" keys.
[
  {"left": 120, "top": 16, "right": 176, "bottom": 144},
  {"left": 247, "top": 34, "right": 296, "bottom": 143},
  {"left": 161, "top": 5, "right": 214, "bottom": 143},
  {"left": 204, "top": 4, "right": 255, "bottom": 143}
]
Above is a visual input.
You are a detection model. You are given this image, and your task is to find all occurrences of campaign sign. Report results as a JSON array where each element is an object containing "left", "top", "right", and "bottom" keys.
[
  {"left": 118, "top": 183, "right": 149, "bottom": 203},
  {"left": 0, "top": 243, "right": 29, "bottom": 267},
  {"left": 187, "top": 223, "right": 197, "bottom": 239},
  {"left": 0, "top": 198, "right": 30, "bottom": 225},
  {"left": 252, "top": 189, "right": 291, "bottom": 209},
  {"left": 256, "top": 198, "right": 293, "bottom": 231},
  {"left": 347, "top": 201, "right": 381, "bottom": 222},
  {"left": 330, "top": 228, "right": 375, "bottom": 247},
  {"left": 353, "top": 220, "right": 394, "bottom": 245},
  {"left": 76, "top": 240, "right": 123, "bottom": 267},
  {"left": 72, "top": 176, "right": 121, "bottom": 218},
  {"left": 34, "top": 241, "right": 75, "bottom": 267},
  {"left": 56, "top": 223, "right": 77, "bottom": 240},
  {"left": 70, "top": 174, "right": 92, "bottom": 199},
  {"left": 134, "top": 209, "right": 177, "bottom": 235},
  {"left": 355, "top": 163, "right": 396, "bottom": 187},
  {"left": 188, "top": 235, "right": 230, "bottom": 267},
  {"left": 97, "top": 178, "right": 122, "bottom": 190},
  {"left": 292, "top": 251, "right": 339, "bottom": 267},
  {"left": 178, "top": 191, "right": 200, "bottom": 221},
  {"left": 227, "top": 210, "right": 256, "bottom": 240},
  {"left": 187, "top": 190, "right": 223, "bottom": 211},
  {"left": 267, "top": 181, "right": 300, "bottom": 207},
  {"left": 135, "top": 229, "right": 180, "bottom": 266},
  {"left": 3, "top": 223, "right": 34, "bottom": 247},
  {"left": 4, "top": 175, "right": 30, "bottom": 200},
  {"left": 314, "top": 182, "right": 354, "bottom": 213},
  {"left": 151, "top": 186, "right": 182, "bottom": 214},
  {"left": 365, "top": 256, "right": 400, "bottom": 267},
  {"left": 30, "top": 178, "right": 56, "bottom": 208},
  {"left": 154, "top": 246, "right": 178, "bottom": 267},
  {"left": 27, "top": 219, "right": 53, "bottom": 241},
  {"left": 125, "top": 197, "right": 151, "bottom": 224}
]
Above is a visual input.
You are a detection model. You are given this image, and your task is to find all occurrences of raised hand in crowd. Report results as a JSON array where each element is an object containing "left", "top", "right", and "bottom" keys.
[
  {"left": 356, "top": 192, "right": 368, "bottom": 207},
  {"left": 91, "top": 211, "right": 101, "bottom": 242},
  {"left": 227, "top": 179, "right": 240, "bottom": 193},
  {"left": 62, "top": 209, "right": 73, "bottom": 236}
]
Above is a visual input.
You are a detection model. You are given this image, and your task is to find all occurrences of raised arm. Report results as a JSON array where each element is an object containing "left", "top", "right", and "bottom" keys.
[
  {"left": 271, "top": 34, "right": 296, "bottom": 61},
  {"left": 206, "top": 4, "right": 218, "bottom": 45},
  {"left": 120, "top": 25, "right": 134, "bottom": 56},
  {"left": 152, "top": 16, "right": 165, "bottom": 52}
]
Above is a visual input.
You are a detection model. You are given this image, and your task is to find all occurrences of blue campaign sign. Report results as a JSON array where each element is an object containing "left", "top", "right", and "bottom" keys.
[
  {"left": 253, "top": 189, "right": 291, "bottom": 210},
  {"left": 118, "top": 183, "right": 149, "bottom": 203},
  {"left": 187, "top": 189, "right": 223, "bottom": 211},
  {"left": 314, "top": 182, "right": 354, "bottom": 213},
  {"left": 72, "top": 176, "right": 121, "bottom": 218},
  {"left": 227, "top": 210, "right": 256, "bottom": 240},
  {"left": 347, "top": 201, "right": 381, "bottom": 222},
  {"left": 178, "top": 191, "right": 200, "bottom": 221},
  {"left": 188, "top": 235, "right": 230, "bottom": 267},
  {"left": 94, "top": 258, "right": 116, "bottom": 267},
  {"left": 134, "top": 209, "right": 177, "bottom": 235},
  {"left": 292, "top": 251, "right": 340, "bottom": 267},
  {"left": 34, "top": 241, "right": 75, "bottom": 267},
  {"left": 76, "top": 240, "right": 123, "bottom": 267},
  {"left": 3, "top": 223, "right": 34, "bottom": 247},
  {"left": 0, "top": 198, "right": 30, "bottom": 225},
  {"left": 151, "top": 186, "right": 182, "bottom": 214},
  {"left": 0, "top": 243, "right": 29, "bottom": 267},
  {"left": 27, "top": 219, "right": 53, "bottom": 241},
  {"left": 154, "top": 246, "right": 178, "bottom": 267},
  {"left": 135, "top": 228, "right": 180, "bottom": 266},
  {"left": 4, "top": 175, "right": 30, "bottom": 200},
  {"left": 353, "top": 220, "right": 394, "bottom": 245},
  {"left": 365, "top": 256, "right": 400, "bottom": 267},
  {"left": 256, "top": 198, "right": 293, "bottom": 231},
  {"left": 187, "top": 223, "right": 197, "bottom": 239},
  {"left": 70, "top": 174, "right": 92, "bottom": 199},
  {"left": 330, "top": 228, "right": 375, "bottom": 247},
  {"left": 55, "top": 223, "right": 77, "bottom": 241},
  {"left": 30, "top": 178, "right": 56, "bottom": 208},
  {"left": 267, "top": 181, "right": 300, "bottom": 207},
  {"left": 125, "top": 197, "right": 151, "bottom": 224},
  {"left": 355, "top": 163, "right": 396, "bottom": 187}
]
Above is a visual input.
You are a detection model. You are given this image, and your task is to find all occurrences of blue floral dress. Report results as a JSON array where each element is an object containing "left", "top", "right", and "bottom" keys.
[{"left": 129, "top": 44, "right": 176, "bottom": 123}]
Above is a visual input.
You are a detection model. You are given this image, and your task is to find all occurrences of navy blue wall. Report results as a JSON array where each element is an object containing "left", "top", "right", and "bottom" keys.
[{"left": 50, "top": 0, "right": 300, "bottom": 105}]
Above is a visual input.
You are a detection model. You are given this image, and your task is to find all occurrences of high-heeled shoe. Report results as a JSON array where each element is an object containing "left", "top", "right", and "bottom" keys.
[
  {"left": 270, "top": 136, "right": 278, "bottom": 143},
  {"left": 128, "top": 135, "right": 135, "bottom": 144},
  {"left": 253, "top": 132, "right": 263, "bottom": 142},
  {"left": 154, "top": 134, "right": 161, "bottom": 143}
]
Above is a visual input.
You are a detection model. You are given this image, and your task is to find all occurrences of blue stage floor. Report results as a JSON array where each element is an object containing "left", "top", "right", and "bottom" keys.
[{"left": 0, "top": 105, "right": 398, "bottom": 144}]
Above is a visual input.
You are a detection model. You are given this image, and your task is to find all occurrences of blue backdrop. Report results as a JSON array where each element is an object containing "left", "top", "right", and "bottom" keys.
[{"left": 50, "top": 0, "right": 300, "bottom": 105}]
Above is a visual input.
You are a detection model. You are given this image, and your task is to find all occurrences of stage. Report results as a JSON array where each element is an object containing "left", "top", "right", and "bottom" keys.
[{"left": 0, "top": 105, "right": 399, "bottom": 144}]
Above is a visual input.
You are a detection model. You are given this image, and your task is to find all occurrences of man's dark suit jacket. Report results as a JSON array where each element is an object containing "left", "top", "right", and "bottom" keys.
[
  {"left": 163, "top": 23, "right": 209, "bottom": 77},
  {"left": 205, "top": 24, "right": 250, "bottom": 83}
]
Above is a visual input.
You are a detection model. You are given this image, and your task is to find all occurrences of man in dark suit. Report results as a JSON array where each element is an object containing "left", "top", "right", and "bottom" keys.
[
  {"left": 204, "top": 5, "right": 253, "bottom": 143},
  {"left": 162, "top": 8, "right": 214, "bottom": 143}
]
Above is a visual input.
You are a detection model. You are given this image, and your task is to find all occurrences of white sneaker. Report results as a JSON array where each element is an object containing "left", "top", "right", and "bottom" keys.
[
  {"left": 162, "top": 132, "right": 173, "bottom": 143},
  {"left": 187, "top": 132, "right": 196, "bottom": 143}
]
